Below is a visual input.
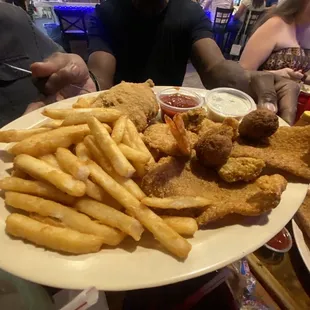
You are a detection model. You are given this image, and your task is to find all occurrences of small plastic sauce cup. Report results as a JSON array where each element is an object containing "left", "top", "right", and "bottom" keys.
[
  {"left": 204, "top": 88, "right": 256, "bottom": 122},
  {"left": 157, "top": 88, "right": 204, "bottom": 120},
  {"left": 264, "top": 227, "right": 293, "bottom": 253}
]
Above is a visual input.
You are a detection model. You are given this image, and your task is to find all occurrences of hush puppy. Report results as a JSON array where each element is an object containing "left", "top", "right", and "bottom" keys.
[
  {"left": 239, "top": 109, "right": 279, "bottom": 141},
  {"left": 195, "top": 133, "right": 232, "bottom": 167}
]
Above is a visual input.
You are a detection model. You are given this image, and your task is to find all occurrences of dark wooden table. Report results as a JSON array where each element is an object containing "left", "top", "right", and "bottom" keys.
[{"left": 249, "top": 194, "right": 310, "bottom": 310}]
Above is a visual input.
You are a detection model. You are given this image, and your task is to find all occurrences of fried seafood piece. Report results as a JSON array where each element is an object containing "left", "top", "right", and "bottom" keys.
[
  {"left": 218, "top": 157, "right": 265, "bottom": 183},
  {"left": 239, "top": 109, "right": 279, "bottom": 141},
  {"left": 231, "top": 125, "right": 310, "bottom": 180},
  {"left": 164, "top": 114, "right": 192, "bottom": 156},
  {"left": 181, "top": 108, "right": 208, "bottom": 133},
  {"left": 143, "top": 123, "right": 198, "bottom": 157},
  {"left": 195, "top": 133, "right": 232, "bottom": 167},
  {"left": 141, "top": 157, "right": 287, "bottom": 226},
  {"left": 97, "top": 80, "right": 158, "bottom": 131},
  {"left": 180, "top": 109, "right": 239, "bottom": 140}
]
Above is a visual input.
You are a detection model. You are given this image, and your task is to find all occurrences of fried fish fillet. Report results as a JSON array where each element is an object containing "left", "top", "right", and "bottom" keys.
[
  {"left": 143, "top": 123, "right": 198, "bottom": 157},
  {"left": 141, "top": 157, "right": 287, "bottom": 226},
  {"left": 97, "top": 80, "right": 159, "bottom": 131},
  {"left": 231, "top": 126, "right": 310, "bottom": 180}
]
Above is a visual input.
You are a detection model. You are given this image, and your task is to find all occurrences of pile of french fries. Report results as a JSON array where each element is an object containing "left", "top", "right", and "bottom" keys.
[{"left": 0, "top": 98, "right": 211, "bottom": 259}]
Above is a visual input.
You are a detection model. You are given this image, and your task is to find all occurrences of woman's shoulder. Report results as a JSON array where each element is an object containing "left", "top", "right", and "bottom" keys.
[
  {"left": 265, "top": 16, "right": 289, "bottom": 28},
  {"left": 257, "top": 16, "right": 290, "bottom": 33}
]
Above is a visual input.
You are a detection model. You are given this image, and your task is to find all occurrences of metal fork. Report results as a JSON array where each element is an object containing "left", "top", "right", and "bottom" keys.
[{"left": 2, "top": 63, "right": 91, "bottom": 94}]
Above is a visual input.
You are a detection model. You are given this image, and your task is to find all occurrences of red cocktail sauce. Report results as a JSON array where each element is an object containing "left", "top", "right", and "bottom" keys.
[
  {"left": 266, "top": 229, "right": 291, "bottom": 251},
  {"left": 160, "top": 94, "right": 199, "bottom": 119}
]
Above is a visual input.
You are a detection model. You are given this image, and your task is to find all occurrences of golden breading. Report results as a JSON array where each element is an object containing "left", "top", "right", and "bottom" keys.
[
  {"left": 218, "top": 157, "right": 265, "bottom": 183},
  {"left": 141, "top": 157, "right": 287, "bottom": 227},
  {"left": 97, "top": 80, "right": 158, "bottom": 131},
  {"left": 143, "top": 123, "right": 198, "bottom": 157},
  {"left": 231, "top": 125, "right": 310, "bottom": 180}
]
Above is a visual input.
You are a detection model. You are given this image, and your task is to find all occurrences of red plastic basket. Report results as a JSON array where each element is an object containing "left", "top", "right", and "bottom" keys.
[{"left": 296, "top": 91, "right": 310, "bottom": 122}]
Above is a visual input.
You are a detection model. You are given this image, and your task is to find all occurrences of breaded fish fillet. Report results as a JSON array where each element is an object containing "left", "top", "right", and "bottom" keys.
[
  {"left": 141, "top": 157, "right": 287, "bottom": 226},
  {"left": 231, "top": 126, "right": 310, "bottom": 180},
  {"left": 98, "top": 80, "right": 159, "bottom": 131}
]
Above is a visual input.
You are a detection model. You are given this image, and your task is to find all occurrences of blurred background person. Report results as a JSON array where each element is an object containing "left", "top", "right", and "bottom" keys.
[
  {"left": 0, "top": 2, "right": 66, "bottom": 127},
  {"left": 233, "top": 0, "right": 266, "bottom": 23},
  {"left": 240, "top": 0, "right": 310, "bottom": 84}
]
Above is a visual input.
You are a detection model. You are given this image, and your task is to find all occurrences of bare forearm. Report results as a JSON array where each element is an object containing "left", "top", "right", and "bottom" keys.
[
  {"left": 192, "top": 39, "right": 250, "bottom": 92},
  {"left": 88, "top": 51, "right": 116, "bottom": 90}
]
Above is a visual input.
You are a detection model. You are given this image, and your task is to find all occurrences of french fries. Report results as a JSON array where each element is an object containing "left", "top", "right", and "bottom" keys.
[
  {"left": 14, "top": 154, "right": 86, "bottom": 197},
  {"left": 6, "top": 214, "right": 103, "bottom": 254},
  {"left": 111, "top": 115, "right": 127, "bottom": 144},
  {"left": 85, "top": 179, "right": 109, "bottom": 202},
  {"left": 0, "top": 98, "right": 204, "bottom": 259},
  {"left": 30, "top": 213, "right": 65, "bottom": 228},
  {"left": 118, "top": 143, "right": 151, "bottom": 164},
  {"left": 5, "top": 192, "right": 125, "bottom": 246},
  {"left": 75, "top": 142, "right": 92, "bottom": 162},
  {"left": 0, "top": 177, "right": 75, "bottom": 205},
  {"left": 41, "top": 120, "right": 63, "bottom": 129},
  {"left": 162, "top": 216, "right": 198, "bottom": 236},
  {"left": 42, "top": 108, "right": 104, "bottom": 119},
  {"left": 126, "top": 120, "right": 155, "bottom": 164},
  {"left": 141, "top": 196, "right": 211, "bottom": 209},
  {"left": 88, "top": 160, "right": 191, "bottom": 258},
  {"left": 75, "top": 198, "right": 144, "bottom": 241},
  {"left": 72, "top": 97, "right": 93, "bottom": 109},
  {"left": 40, "top": 154, "right": 62, "bottom": 170},
  {"left": 56, "top": 147, "right": 90, "bottom": 181},
  {"left": 0, "top": 128, "right": 51, "bottom": 143},
  {"left": 11, "top": 168, "right": 28, "bottom": 179},
  {"left": 88, "top": 117, "right": 136, "bottom": 178},
  {"left": 62, "top": 109, "right": 121, "bottom": 126},
  {"left": 9, "top": 125, "right": 89, "bottom": 157},
  {"left": 84, "top": 137, "right": 145, "bottom": 200}
]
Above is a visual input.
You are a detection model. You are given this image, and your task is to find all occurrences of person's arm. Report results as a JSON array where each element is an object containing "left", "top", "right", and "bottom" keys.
[
  {"left": 192, "top": 39, "right": 299, "bottom": 124},
  {"left": 88, "top": 52, "right": 116, "bottom": 91},
  {"left": 87, "top": 9, "right": 116, "bottom": 90},
  {"left": 240, "top": 17, "right": 282, "bottom": 70}
]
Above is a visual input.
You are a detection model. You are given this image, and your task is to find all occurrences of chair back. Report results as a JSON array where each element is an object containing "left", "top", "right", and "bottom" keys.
[
  {"left": 54, "top": 7, "right": 88, "bottom": 38},
  {"left": 242, "top": 9, "right": 264, "bottom": 36},
  {"left": 213, "top": 8, "right": 233, "bottom": 33}
]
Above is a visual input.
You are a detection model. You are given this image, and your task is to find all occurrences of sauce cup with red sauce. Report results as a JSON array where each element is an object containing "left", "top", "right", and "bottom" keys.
[
  {"left": 156, "top": 88, "right": 203, "bottom": 120},
  {"left": 264, "top": 227, "right": 293, "bottom": 253}
]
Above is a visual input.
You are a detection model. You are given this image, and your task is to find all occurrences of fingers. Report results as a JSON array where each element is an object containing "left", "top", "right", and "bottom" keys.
[
  {"left": 250, "top": 71, "right": 278, "bottom": 113},
  {"left": 23, "top": 102, "right": 46, "bottom": 115},
  {"left": 291, "top": 71, "right": 304, "bottom": 80},
  {"left": 274, "top": 75, "right": 300, "bottom": 125},
  {"left": 31, "top": 52, "right": 73, "bottom": 78},
  {"left": 31, "top": 53, "right": 90, "bottom": 96}
]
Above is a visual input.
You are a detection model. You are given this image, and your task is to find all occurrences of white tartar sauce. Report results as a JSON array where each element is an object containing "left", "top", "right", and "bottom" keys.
[{"left": 208, "top": 92, "right": 250, "bottom": 115}]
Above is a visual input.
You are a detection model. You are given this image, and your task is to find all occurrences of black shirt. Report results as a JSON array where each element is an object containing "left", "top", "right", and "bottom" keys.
[
  {"left": 88, "top": 0, "right": 212, "bottom": 86},
  {"left": 0, "top": 3, "right": 61, "bottom": 128}
]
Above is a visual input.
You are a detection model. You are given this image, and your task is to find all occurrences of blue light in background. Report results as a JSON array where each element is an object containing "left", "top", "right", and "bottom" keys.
[{"left": 54, "top": 6, "right": 95, "bottom": 12}]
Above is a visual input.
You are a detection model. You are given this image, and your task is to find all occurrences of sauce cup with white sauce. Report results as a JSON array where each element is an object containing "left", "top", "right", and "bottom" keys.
[{"left": 204, "top": 88, "right": 256, "bottom": 122}]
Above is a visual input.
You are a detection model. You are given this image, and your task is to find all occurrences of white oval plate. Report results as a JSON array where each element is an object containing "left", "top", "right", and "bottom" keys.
[
  {"left": 0, "top": 87, "right": 308, "bottom": 291},
  {"left": 292, "top": 218, "right": 310, "bottom": 271}
]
